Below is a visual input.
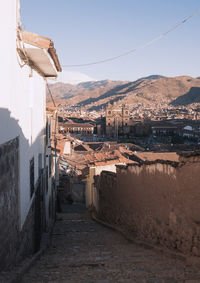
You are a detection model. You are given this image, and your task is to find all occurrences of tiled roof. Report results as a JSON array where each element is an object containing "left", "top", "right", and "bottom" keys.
[
  {"left": 83, "top": 150, "right": 135, "bottom": 166},
  {"left": 74, "top": 144, "right": 92, "bottom": 152},
  {"left": 21, "top": 30, "right": 62, "bottom": 72}
]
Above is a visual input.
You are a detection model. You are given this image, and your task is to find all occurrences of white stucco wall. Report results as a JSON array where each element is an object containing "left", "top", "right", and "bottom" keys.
[
  {"left": 86, "top": 164, "right": 117, "bottom": 208},
  {"left": 64, "top": 141, "right": 71, "bottom": 155},
  {"left": 95, "top": 164, "right": 117, "bottom": 175},
  {"left": 0, "top": 1, "right": 46, "bottom": 227},
  {"left": 86, "top": 162, "right": 129, "bottom": 209}
]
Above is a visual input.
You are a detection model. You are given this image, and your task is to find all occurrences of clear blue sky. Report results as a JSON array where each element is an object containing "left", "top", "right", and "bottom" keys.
[{"left": 21, "top": 0, "right": 200, "bottom": 82}]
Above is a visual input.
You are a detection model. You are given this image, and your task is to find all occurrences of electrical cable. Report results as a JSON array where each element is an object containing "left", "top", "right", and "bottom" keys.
[
  {"left": 46, "top": 80, "right": 56, "bottom": 107},
  {"left": 62, "top": 8, "right": 200, "bottom": 68}
]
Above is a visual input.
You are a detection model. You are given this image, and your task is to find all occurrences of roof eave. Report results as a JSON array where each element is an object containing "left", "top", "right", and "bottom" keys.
[{"left": 21, "top": 30, "right": 62, "bottom": 73}]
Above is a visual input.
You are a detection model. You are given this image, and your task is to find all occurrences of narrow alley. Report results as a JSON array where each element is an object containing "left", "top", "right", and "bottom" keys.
[{"left": 22, "top": 204, "right": 200, "bottom": 283}]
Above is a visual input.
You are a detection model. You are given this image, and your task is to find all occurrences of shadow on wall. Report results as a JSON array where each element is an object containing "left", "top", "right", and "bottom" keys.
[
  {"left": 0, "top": 107, "right": 30, "bottom": 157},
  {"left": 0, "top": 107, "right": 45, "bottom": 270},
  {"left": 0, "top": 107, "right": 45, "bottom": 186},
  {"left": 170, "top": 87, "right": 200, "bottom": 106},
  {"left": 0, "top": 107, "right": 46, "bottom": 165}
]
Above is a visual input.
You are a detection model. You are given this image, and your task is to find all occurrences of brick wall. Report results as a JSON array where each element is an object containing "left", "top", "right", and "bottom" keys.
[{"left": 97, "top": 154, "right": 200, "bottom": 257}]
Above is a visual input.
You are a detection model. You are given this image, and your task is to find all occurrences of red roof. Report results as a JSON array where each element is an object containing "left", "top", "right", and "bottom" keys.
[{"left": 21, "top": 30, "right": 62, "bottom": 72}]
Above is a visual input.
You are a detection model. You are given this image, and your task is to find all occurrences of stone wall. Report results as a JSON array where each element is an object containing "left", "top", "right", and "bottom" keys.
[
  {"left": 97, "top": 154, "right": 200, "bottom": 257},
  {"left": 0, "top": 137, "right": 40, "bottom": 270},
  {"left": 17, "top": 200, "right": 35, "bottom": 261},
  {"left": 0, "top": 137, "right": 20, "bottom": 268}
]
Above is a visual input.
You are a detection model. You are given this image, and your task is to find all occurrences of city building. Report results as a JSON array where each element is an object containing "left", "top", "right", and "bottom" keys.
[
  {"left": 60, "top": 122, "right": 94, "bottom": 135},
  {"left": 106, "top": 102, "right": 130, "bottom": 137}
]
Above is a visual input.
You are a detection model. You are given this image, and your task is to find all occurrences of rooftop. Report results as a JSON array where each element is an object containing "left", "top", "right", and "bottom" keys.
[
  {"left": 17, "top": 29, "right": 61, "bottom": 77},
  {"left": 64, "top": 123, "right": 94, "bottom": 128},
  {"left": 83, "top": 150, "right": 136, "bottom": 167}
]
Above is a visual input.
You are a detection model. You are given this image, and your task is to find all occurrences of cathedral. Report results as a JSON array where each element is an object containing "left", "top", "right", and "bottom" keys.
[{"left": 106, "top": 102, "right": 130, "bottom": 137}]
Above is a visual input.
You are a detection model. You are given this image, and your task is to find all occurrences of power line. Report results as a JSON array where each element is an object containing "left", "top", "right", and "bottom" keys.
[
  {"left": 46, "top": 81, "right": 56, "bottom": 107},
  {"left": 62, "top": 8, "right": 200, "bottom": 68}
]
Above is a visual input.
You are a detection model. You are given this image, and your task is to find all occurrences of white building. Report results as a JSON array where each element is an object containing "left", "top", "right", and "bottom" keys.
[
  {"left": 84, "top": 151, "right": 134, "bottom": 211},
  {"left": 0, "top": 0, "right": 61, "bottom": 268}
]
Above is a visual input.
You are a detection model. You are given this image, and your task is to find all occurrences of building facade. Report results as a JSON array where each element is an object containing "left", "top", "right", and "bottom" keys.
[
  {"left": 106, "top": 102, "right": 130, "bottom": 137},
  {"left": 61, "top": 123, "right": 94, "bottom": 135},
  {"left": 0, "top": 0, "right": 61, "bottom": 268}
]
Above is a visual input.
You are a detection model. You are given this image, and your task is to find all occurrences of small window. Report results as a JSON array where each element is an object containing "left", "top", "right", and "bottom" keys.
[
  {"left": 38, "top": 153, "right": 43, "bottom": 176},
  {"left": 108, "top": 123, "right": 110, "bottom": 126},
  {"left": 126, "top": 111, "right": 128, "bottom": 115},
  {"left": 48, "top": 123, "right": 51, "bottom": 139},
  {"left": 30, "top": 157, "right": 34, "bottom": 198},
  {"left": 108, "top": 111, "right": 111, "bottom": 115},
  {"left": 45, "top": 121, "right": 48, "bottom": 145},
  {"left": 49, "top": 154, "right": 52, "bottom": 177},
  {"left": 49, "top": 198, "right": 52, "bottom": 219},
  {"left": 46, "top": 166, "right": 48, "bottom": 193}
]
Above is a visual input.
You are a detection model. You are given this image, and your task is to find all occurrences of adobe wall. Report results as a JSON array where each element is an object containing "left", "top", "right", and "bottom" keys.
[{"left": 97, "top": 155, "right": 200, "bottom": 257}]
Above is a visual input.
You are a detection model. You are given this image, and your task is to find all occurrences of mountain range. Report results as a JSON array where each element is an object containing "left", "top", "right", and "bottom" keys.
[{"left": 47, "top": 75, "right": 200, "bottom": 111}]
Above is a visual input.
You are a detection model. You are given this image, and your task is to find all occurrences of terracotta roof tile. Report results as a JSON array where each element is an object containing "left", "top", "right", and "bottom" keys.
[{"left": 22, "top": 30, "right": 62, "bottom": 72}]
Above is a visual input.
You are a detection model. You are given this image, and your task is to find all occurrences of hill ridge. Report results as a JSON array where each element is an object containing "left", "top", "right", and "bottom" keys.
[{"left": 47, "top": 75, "right": 200, "bottom": 109}]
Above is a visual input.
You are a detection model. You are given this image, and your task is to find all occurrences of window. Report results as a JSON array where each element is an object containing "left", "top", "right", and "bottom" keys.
[
  {"left": 30, "top": 157, "right": 34, "bottom": 198},
  {"left": 108, "top": 111, "right": 111, "bottom": 115},
  {"left": 38, "top": 153, "right": 43, "bottom": 176},
  {"left": 49, "top": 198, "right": 52, "bottom": 219},
  {"left": 108, "top": 123, "right": 110, "bottom": 126},
  {"left": 48, "top": 123, "right": 51, "bottom": 139},
  {"left": 46, "top": 165, "right": 48, "bottom": 193},
  {"left": 49, "top": 154, "right": 52, "bottom": 177},
  {"left": 126, "top": 111, "right": 128, "bottom": 115},
  {"left": 45, "top": 121, "right": 48, "bottom": 145}
]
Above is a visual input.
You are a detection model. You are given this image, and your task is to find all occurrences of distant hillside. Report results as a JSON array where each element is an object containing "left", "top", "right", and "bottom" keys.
[
  {"left": 47, "top": 75, "right": 200, "bottom": 110},
  {"left": 140, "top": 75, "right": 166, "bottom": 80},
  {"left": 47, "top": 80, "right": 127, "bottom": 105},
  {"left": 171, "top": 87, "right": 200, "bottom": 106}
]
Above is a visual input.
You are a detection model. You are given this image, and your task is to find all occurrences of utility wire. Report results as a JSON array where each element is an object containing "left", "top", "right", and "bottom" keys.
[
  {"left": 46, "top": 81, "right": 56, "bottom": 107},
  {"left": 62, "top": 8, "right": 200, "bottom": 68}
]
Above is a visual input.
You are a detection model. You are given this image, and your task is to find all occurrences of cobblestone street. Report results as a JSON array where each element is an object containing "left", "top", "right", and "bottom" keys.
[{"left": 22, "top": 204, "right": 200, "bottom": 283}]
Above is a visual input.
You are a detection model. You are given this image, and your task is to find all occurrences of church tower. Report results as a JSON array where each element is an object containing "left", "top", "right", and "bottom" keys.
[{"left": 106, "top": 102, "right": 130, "bottom": 137}]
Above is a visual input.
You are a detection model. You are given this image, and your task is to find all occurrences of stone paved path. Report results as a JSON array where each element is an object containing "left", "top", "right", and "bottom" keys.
[{"left": 22, "top": 204, "right": 200, "bottom": 283}]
